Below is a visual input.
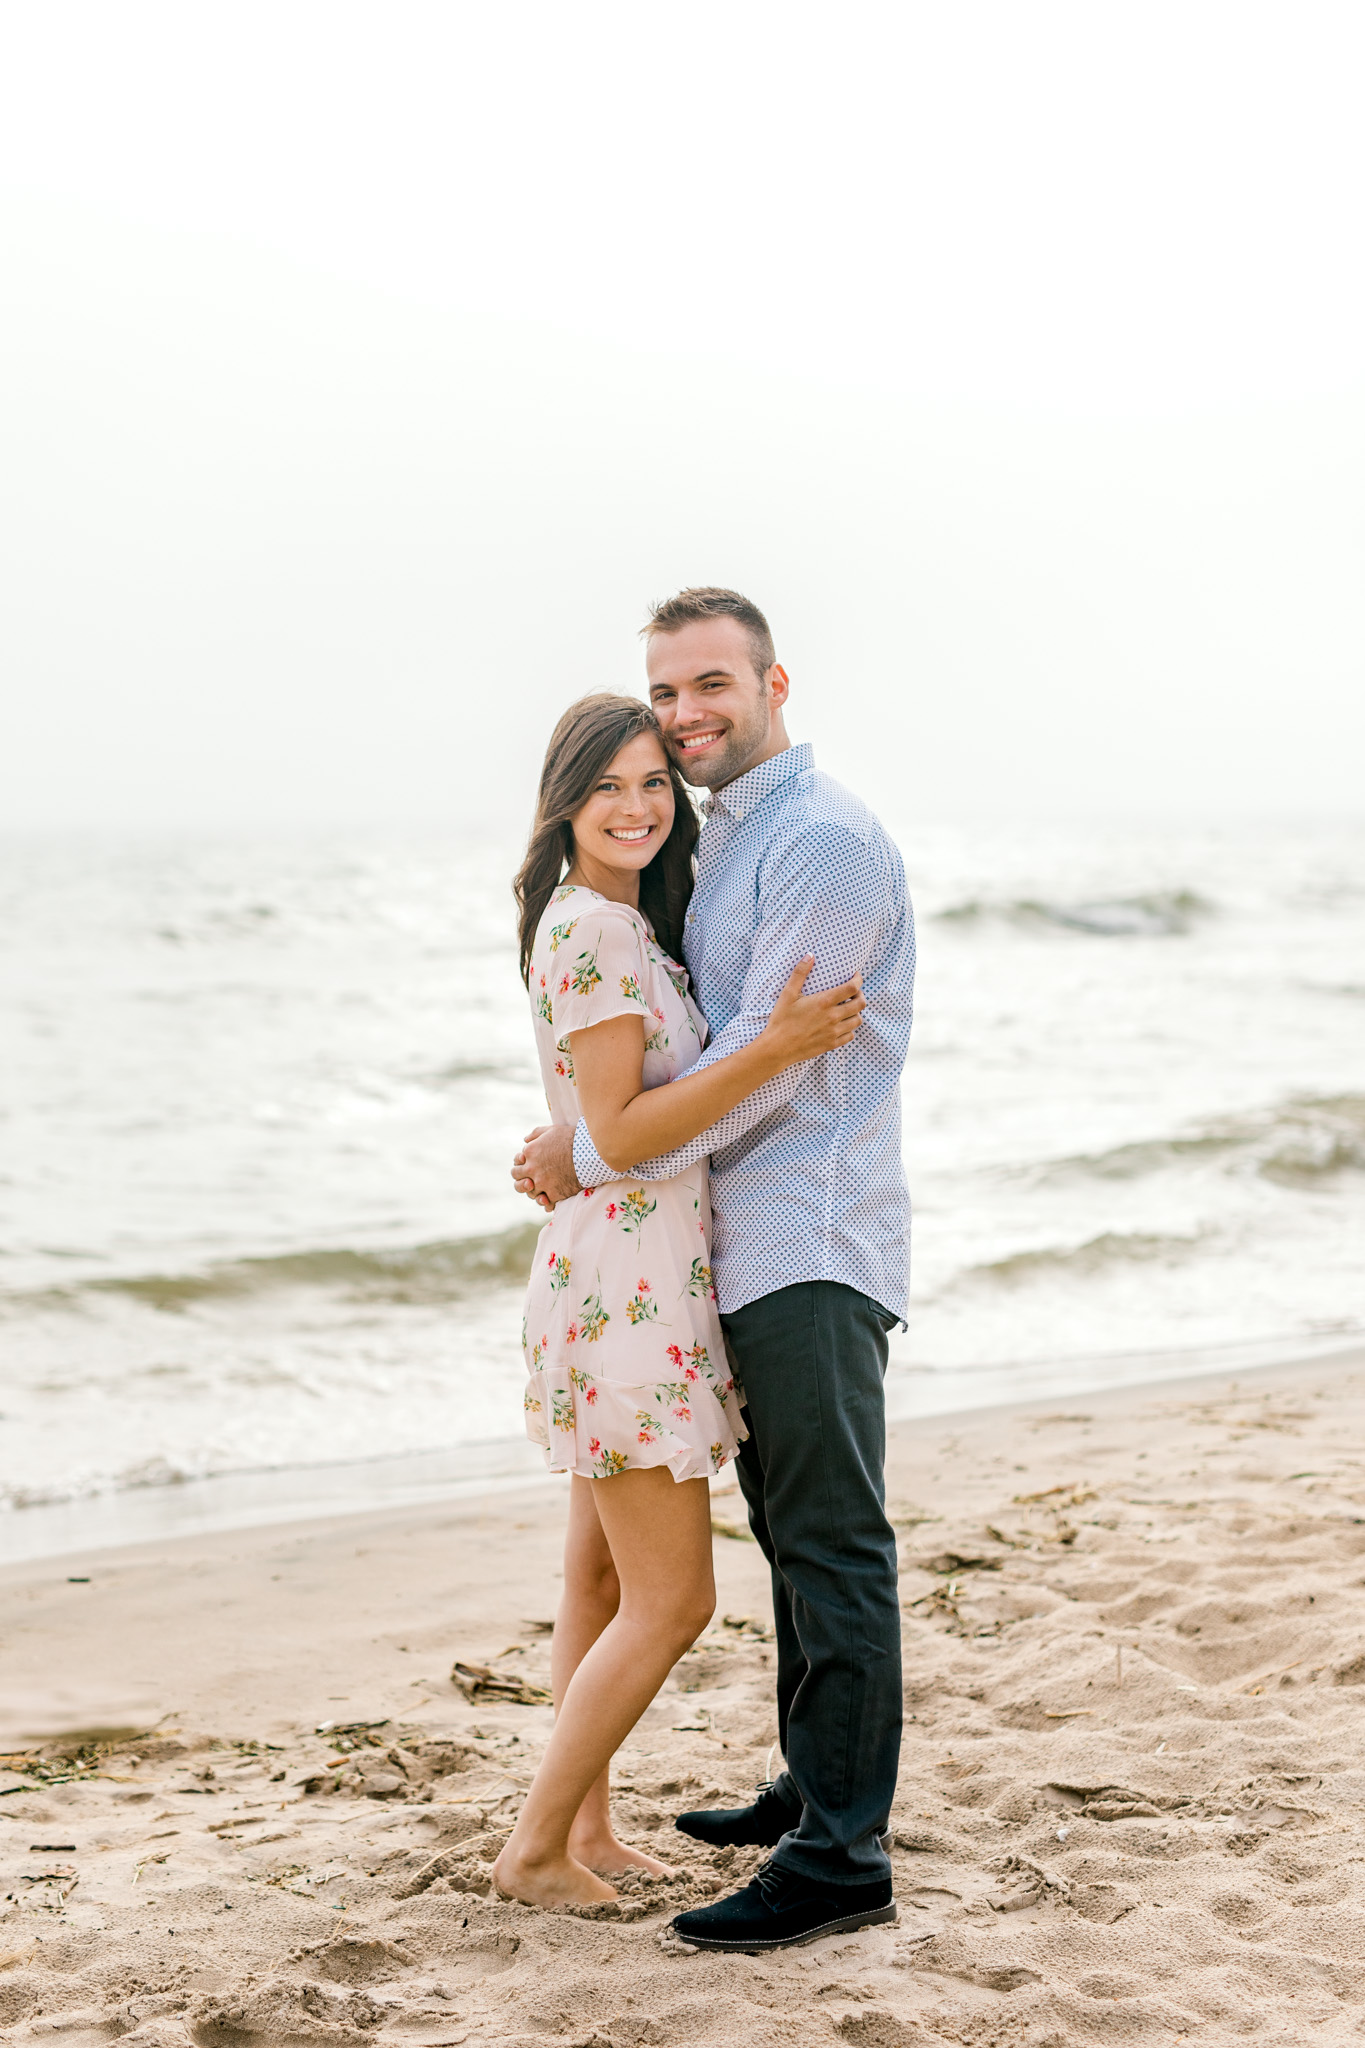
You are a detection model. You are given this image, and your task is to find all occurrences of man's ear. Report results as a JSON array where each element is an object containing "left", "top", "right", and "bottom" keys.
[{"left": 767, "top": 663, "right": 791, "bottom": 710}]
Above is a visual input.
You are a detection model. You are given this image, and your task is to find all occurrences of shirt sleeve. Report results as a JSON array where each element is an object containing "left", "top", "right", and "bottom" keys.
[
  {"left": 550, "top": 905, "right": 651, "bottom": 1047},
  {"left": 572, "top": 1057, "right": 798, "bottom": 1189},
  {"left": 571, "top": 821, "right": 898, "bottom": 1189}
]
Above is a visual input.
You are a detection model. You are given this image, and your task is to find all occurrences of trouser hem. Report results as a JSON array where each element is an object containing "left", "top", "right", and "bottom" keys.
[{"left": 768, "top": 1849, "right": 893, "bottom": 1888}]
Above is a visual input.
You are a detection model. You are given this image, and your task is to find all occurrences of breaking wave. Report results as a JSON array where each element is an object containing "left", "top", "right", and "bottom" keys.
[
  {"left": 956, "top": 1229, "right": 1207, "bottom": 1289},
  {"left": 934, "top": 889, "right": 1214, "bottom": 937},
  {"left": 4, "top": 1220, "right": 543, "bottom": 1315},
  {"left": 1040, "top": 1095, "right": 1365, "bottom": 1188},
  {"left": 2, "top": 1456, "right": 196, "bottom": 1513}
]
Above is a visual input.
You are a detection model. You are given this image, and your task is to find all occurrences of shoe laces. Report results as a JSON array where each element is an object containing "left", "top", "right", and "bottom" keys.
[{"left": 754, "top": 1859, "right": 793, "bottom": 1907}]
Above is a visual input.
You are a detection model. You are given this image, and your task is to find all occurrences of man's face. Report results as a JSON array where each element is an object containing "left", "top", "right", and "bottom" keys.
[{"left": 646, "top": 617, "right": 789, "bottom": 790}]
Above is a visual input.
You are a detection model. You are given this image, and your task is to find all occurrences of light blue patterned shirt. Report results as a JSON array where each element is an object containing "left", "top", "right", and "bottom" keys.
[{"left": 571, "top": 742, "right": 915, "bottom": 1320}]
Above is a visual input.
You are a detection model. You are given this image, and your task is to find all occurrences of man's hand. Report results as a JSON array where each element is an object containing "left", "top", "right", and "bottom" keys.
[{"left": 511, "top": 1124, "right": 582, "bottom": 1210}]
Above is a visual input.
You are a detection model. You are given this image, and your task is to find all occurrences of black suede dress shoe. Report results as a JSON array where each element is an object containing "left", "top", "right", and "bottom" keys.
[
  {"left": 676, "top": 1782, "right": 894, "bottom": 1855},
  {"left": 674, "top": 1780, "right": 802, "bottom": 1849},
  {"left": 671, "top": 1862, "right": 896, "bottom": 1952}
]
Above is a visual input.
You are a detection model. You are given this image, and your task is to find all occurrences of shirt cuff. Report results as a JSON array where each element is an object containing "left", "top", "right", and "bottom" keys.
[{"left": 572, "top": 1116, "right": 621, "bottom": 1191}]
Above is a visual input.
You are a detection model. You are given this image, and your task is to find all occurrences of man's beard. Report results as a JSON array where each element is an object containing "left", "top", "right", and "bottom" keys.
[{"left": 670, "top": 699, "right": 771, "bottom": 790}]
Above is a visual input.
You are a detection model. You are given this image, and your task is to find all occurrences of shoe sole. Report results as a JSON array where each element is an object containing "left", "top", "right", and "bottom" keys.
[{"left": 673, "top": 1901, "right": 898, "bottom": 1953}]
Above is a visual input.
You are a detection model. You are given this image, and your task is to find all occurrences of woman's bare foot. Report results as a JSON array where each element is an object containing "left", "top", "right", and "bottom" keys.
[
  {"left": 491, "top": 1843, "right": 618, "bottom": 1909},
  {"left": 569, "top": 1832, "right": 672, "bottom": 1878}
]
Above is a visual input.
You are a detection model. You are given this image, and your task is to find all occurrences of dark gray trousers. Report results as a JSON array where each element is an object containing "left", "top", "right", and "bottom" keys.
[{"left": 722, "top": 1280, "right": 901, "bottom": 1886}]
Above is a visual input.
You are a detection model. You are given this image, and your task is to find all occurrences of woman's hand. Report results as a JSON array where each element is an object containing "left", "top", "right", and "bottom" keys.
[{"left": 759, "top": 958, "right": 866, "bottom": 1068}]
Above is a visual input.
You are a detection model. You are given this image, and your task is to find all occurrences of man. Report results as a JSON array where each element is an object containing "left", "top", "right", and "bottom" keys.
[{"left": 511, "top": 587, "right": 915, "bottom": 1951}]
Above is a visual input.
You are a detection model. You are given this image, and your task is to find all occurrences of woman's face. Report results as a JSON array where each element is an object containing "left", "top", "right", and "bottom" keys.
[{"left": 570, "top": 729, "right": 676, "bottom": 877}]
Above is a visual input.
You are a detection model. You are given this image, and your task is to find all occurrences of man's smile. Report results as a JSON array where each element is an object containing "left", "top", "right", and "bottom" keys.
[{"left": 677, "top": 729, "right": 726, "bottom": 754}]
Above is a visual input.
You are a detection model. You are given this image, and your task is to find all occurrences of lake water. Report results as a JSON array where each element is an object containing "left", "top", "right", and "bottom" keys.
[{"left": 2, "top": 817, "right": 1362, "bottom": 1556}]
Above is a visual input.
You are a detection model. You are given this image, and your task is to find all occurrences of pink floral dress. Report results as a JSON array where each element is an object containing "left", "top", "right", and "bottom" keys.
[{"left": 521, "top": 884, "right": 745, "bottom": 1482}]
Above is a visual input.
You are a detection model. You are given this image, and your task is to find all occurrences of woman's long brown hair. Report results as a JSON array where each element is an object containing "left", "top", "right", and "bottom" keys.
[{"left": 513, "top": 694, "right": 698, "bottom": 985}]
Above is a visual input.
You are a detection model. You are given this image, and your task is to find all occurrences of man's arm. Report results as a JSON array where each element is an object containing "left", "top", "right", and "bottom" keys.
[
  {"left": 569, "top": 1048, "right": 796, "bottom": 1189},
  {"left": 511, "top": 1039, "right": 800, "bottom": 1201},
  {"left": 570, "top": 820, "right": 895, "bottom": 1188}
]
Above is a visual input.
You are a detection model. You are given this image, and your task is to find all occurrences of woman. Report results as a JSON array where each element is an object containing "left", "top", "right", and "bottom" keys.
[{"left": 493, "top": 693, "right": 864, "bottom": 1909}]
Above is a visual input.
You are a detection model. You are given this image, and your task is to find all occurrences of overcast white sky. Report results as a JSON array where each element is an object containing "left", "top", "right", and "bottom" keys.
[{"left": 2, "top": 0, "right": 1362, "bottom": 829}]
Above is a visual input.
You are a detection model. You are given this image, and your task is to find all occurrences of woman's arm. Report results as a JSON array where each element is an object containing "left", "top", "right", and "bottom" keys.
[
  {"left": 569, "top": 958, "right": 863, "bottom": 1173},
  {"left": 568, "top": 819, "right": 907, "bottom": 1196}
]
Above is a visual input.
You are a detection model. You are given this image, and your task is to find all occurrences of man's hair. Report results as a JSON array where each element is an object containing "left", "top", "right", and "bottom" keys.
[{"left": 642, "top": 587, "right": 776, "bottom": 682}]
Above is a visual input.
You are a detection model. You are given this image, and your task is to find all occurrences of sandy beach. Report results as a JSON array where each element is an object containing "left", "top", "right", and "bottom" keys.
[{"left": 5, "top": 1346, "right": 1365, "bottom": 2046}]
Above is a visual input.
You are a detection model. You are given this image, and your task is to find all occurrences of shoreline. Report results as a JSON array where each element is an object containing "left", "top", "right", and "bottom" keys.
[
  {"left": 5, "top": 1328, "right": 1360, "bottom": 1569},
  {"left": 4, "top": 1342, "right": 1365, "bottom": 2043}
]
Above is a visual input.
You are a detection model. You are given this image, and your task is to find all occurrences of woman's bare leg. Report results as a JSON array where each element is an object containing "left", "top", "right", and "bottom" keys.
[
  {"left": 548, "top": 1477, "right": 619, "bottom": 1864},
  {"left": 492, "top": 1467, "right": 715, "bottom": 1907},
  {"left": 554, "top": 1478, "right": 671, "bottom": 1878}
]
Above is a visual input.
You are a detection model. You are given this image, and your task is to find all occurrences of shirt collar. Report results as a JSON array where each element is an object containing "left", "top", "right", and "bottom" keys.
[{"left": 705, "top": 741, "right": 813, "bottom": 824}]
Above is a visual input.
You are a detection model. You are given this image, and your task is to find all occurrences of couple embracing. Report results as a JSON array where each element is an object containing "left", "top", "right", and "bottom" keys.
[{"left": 496, "top": 587, "right": 915, "bottom": 1953}]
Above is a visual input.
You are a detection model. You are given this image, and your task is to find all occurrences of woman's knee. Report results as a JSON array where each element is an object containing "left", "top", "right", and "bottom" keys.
[
  {"left": 631, "top": 1579, "right": 714, "bottom": 1652},
  {"left": 563, "top": 1552, "right": 620, "bottom": 1619},
  {"left": 679, "top": 1586, "right": 717, "bottom": 1645}
]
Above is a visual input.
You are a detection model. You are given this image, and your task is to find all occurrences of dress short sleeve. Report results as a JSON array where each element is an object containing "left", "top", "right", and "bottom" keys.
[{"left": 550, "top": 904, "right": 652, "bottom": 1048}]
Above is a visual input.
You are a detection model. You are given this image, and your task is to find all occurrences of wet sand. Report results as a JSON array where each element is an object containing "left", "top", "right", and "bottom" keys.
[{"left": 4, "top": 1346, "right": 1365, "bottom": 2045}]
